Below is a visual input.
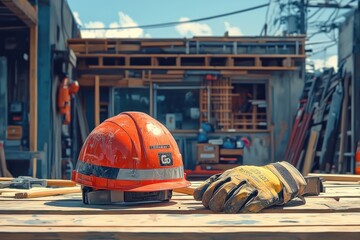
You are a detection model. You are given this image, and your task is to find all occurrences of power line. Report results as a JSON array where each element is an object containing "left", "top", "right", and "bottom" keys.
[
  {"left": 267, "top": 1, "right": 282, "bottom": 35},
  {"left": 80, "top": 3, "right": 269, "bottom": 31},
  {"left": 307, "top": 8, "right": 322, "bottom": 20},
  {"left": 309, "top": 43, "right": 337, "bottom": 56},
  {"left": 307, "top": 40, "right": 335, "bottom": 45}
]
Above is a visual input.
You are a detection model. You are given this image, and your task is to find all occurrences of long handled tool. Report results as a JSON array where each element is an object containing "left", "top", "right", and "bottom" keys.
[
  {"left": 14, "top": 187, "right": 80, "bottom": 199},
  {"left": 0, "top": 177, "right": 77, "bottom": 188},
  {"left": 11, "top": 186, "right": 195, "bottom": 200},
  {"left": 0, "top": 177, "right": 194, "bottom": 199}
]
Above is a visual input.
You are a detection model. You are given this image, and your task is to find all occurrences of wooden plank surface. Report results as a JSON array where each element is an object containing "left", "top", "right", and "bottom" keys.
[
  {"left": 308, "top": 173, "right": 360, "bottom": 182},
  {"left": 0, "top": 226, "right": 359, "bottom": 240},
  {"left": 0, "top": 181, "right": 359, "bottom": 239},
  {"left": 0, "top": 192, "right": 359, "bottom": 214},
  {"left": 1, "top": 213, "right": 360, "bottom": 227}
]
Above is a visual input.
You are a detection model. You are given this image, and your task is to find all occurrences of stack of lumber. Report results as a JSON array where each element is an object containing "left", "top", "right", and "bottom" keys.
[{"left": 285, "top": 68, "right": 352, "bottom": 174}]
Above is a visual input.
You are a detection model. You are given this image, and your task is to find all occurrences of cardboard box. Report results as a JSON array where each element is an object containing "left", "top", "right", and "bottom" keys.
[
  {"left": 197, "top": 144, "right": 219, "bottom": 164},
  {"left": 7, "top": 125, "right": 22, "bottom": 140}
]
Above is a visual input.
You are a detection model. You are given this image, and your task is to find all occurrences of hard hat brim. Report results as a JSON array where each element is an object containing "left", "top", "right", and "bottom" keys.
[
  {"left": 73, "top": 171, "right": 191, "bottom": 192},
  {"left": 127, "top": 179, "right": 191, "bottom": 192}
]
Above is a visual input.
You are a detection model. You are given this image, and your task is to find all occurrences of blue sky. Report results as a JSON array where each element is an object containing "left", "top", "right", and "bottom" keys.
[
  {"left": 68, "top": 0, "right": 270, "bottom": 38},
  {"left": 67, "top": 0, "right": 358, "bottom": 70}
]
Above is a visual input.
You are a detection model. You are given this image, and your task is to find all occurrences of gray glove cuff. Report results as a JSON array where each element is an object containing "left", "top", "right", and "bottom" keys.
[{"left": 266, "top": 161, "right": 307, "bottom": 203}]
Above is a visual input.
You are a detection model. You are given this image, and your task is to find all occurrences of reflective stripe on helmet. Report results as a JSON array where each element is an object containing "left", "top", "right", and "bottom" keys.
[{"left": 76, "top": 160, "right": 184, "bottom": 180}]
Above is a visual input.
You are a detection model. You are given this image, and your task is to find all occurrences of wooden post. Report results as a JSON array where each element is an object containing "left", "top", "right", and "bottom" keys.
[
  {"left": 29, "top": 24, "right": 38, "bottom": 177},
  {"left": 149, "top": 71, "right": 153, "bottom": 116},
  {"left": 252, "top": 84, "right": 258, "bottom": 129},
  {"left": 95, "top": 75, "right": 100, "bottom": 127}
]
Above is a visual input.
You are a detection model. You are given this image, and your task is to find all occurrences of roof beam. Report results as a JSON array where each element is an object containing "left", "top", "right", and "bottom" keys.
[{"left": 1, "top": 0, "right": 37, "bottom": 26}]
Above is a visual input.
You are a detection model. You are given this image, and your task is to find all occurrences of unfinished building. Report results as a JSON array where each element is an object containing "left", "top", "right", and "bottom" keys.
[{"left": 68, "top": 36, "right": 306, "bottom": 172}]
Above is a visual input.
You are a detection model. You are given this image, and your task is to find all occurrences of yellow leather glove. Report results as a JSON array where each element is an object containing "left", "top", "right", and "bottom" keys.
[{"left": 193, "top": 161, "right": 307, "bottom": 213}]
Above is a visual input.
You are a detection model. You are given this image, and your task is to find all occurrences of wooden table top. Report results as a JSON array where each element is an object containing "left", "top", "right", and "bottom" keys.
[{"left": 0, "top": 180, "right": 359, "bottom": 240}]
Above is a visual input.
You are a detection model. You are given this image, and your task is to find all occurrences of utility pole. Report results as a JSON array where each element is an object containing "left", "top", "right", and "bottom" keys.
[
  {"left": 299, "top": 0, "right": 306, "bottom": 34},
  {"left": 282, "top": 0, "right": 356, "bottom": 35}
]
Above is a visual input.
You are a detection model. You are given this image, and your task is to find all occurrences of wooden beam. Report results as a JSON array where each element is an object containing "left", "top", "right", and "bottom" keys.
[
  {"left": 149, "top": 72, "right": 153, "bottom": 116},
  {"left": 76, "top": 53, "right": 307, "bottom": 58},
  {"left": 29, "top": 24, "right": 37, "bottom": 177},
  {"left": 1, "top": 0, "right": 37, "bottom": 27},
  {"left": 94, "top": 75, "right": 100, "bottom": 127},
  {"left": 302, "top": 131, "right": 319, "bottom": 176},
  {"left": 78, "top": 78, "right": 127, "bottom": 87},
  {"left": 308, "top": 173, "right": 360, "bottom": 182},
  {"left": 83, "top": 65, "right": 299, "bottom": 71}
]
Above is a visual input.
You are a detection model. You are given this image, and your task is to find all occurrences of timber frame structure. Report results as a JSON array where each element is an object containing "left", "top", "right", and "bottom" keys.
[
  {"left": 69, "top": 36, "right": 305, "bottom": 120},
  {"left": 69, "top": 36, "right": 305, "bottom": 81},
  {"left": 69, "top": 36, "right": 306, "bottom": 168}
]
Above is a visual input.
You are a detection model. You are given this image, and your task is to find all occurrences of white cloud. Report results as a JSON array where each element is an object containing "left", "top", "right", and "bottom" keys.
[
  {"left": 326, "top": 55, "right": 338, "bottom": 70},
  {"left": 104, "top": 12, "right": 150, "bottom": 38},
  {"left": 73, "top": 11, "right": 82, "bottom": 26},
  {"left": 308, "top": 55, "right": 338, "bottom": 72},
  {"left": 76, "top": 12, "right": 150, "bottom": 38},
  {"left": 175, "top": 17, "right": 212, "bottom": 37},
  {"left": 224, "top": 21, "right": 242, "bottom": 36},
  {"left": 81, "top": 21, "right": 106, "bottom": 38}
]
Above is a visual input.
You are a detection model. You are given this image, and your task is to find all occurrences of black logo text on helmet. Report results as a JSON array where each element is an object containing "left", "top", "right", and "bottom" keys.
[{"left": 158, "top": 153, "right": 173, "bottom": 166}]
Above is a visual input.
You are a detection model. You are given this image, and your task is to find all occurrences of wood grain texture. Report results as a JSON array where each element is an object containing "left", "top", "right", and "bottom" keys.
[
  {"left": 14, "top": 187, "right": 80, "bottom": 199},
  {"left": 308, "top": 173, "right": 360, "bottom": 182},
  {"left": 0, "top": 226, "right": 359, "bottom": 240},
  {"left": 0, "top": 180, "right": 359, "bottom": 239},
  {"left": 0, "top": 194, "right": 359, "bottom": 214},
  {"left": 29, "top": 24, "right": 38, "bottom": 177},
  {"left": 1, "top": 213, "right": 360, "bottom": 227}
]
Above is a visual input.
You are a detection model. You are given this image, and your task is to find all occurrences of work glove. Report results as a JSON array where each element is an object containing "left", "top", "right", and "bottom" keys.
[{"left": 193, "top": 161, "right": 307, "bottom": 213}]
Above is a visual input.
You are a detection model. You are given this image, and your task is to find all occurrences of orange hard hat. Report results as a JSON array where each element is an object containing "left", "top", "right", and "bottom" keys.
[
  {"left": 72, "top": 112, "right": 190, "bottom": 192},
  {"left": 69, "top": 81, "right": 79, "bottom": 95}
]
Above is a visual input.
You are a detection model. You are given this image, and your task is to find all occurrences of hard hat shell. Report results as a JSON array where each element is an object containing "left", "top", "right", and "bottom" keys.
[{"left": 72, "top": 112, "right": 190, "bottom": 192}]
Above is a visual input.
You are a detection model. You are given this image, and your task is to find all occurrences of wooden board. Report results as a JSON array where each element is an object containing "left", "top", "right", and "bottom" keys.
[
  {"left": 29, "top": 23, "right": 38, "bottom": 178},
  {"left": 1, "top": 0, "right": 37, "bottom": 27},
  {"left": 0, "top": 197, "right": 337, "bottom": 214},
  {"left": 0, "top": 226, "right": 358, "bottom": 240},
  {"left": 0, "top": 181, "right": 359, "bottom": 239},
  {"left": 302, "top": 130, "right": 319, "bottom": 175},
  {"left": 1, "top": 212, "right": 360, "bottom": 227},
  {"left": 308, "top": 173, "right": 360, "bottom": 182}
]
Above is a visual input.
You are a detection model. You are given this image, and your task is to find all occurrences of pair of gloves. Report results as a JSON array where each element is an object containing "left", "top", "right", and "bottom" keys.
[{"left": 193, "top": 161, "right": 307, "bottom": 213}]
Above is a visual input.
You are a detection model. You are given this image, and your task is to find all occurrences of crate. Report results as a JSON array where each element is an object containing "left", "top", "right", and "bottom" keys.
[
  {"left": 7, "top": 125, "right": 22, "bottom": 140},
  {"left": 197, "top": 144, "right": 219, "bottom": 164}
]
